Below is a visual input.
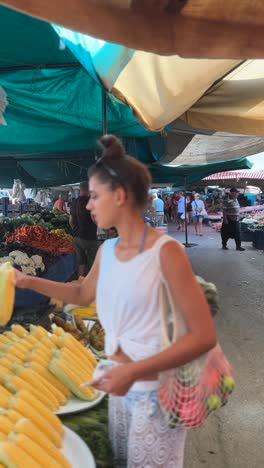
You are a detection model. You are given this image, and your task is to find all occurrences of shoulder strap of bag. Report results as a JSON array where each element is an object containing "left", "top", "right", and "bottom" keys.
[{"left": 156, "top": 238, "right": 187, "bottom": 349}]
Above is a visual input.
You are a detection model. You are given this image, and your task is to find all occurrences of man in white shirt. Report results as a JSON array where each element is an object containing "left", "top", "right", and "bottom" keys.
[
  {"left": 152, "top": 193, "right": 164, "bottom": 225},
  {"left": 177, "top": 192, "right": 186, "bottom": 232}
]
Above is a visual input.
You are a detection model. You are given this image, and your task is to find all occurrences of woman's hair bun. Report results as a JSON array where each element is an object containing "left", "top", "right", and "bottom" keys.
[{"left": 100, "top": 134, "right": 126, "bottom": 160}]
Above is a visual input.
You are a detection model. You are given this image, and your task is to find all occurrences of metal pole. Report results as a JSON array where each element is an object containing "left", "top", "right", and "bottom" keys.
[
  {"left": 102, "top": 89, "right": 108, "bottom": 135},
  {"left": 182, "top": 176, "right": 197, "bottom": 248}
]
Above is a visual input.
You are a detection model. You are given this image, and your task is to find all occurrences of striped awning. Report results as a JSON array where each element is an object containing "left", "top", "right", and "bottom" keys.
[{"left": 203, "top": 171, "right": 264, "bottom": 181}]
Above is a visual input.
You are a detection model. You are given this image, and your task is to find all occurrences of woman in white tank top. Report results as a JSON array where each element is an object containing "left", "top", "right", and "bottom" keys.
[{"left": 15, "top": 135, "right": 216, "bottom": 468}]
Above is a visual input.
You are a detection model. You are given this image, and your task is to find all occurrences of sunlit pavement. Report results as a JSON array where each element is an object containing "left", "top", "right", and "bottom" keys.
[{"left": 168, "top": 224, "right": 264, "bottom": 468}]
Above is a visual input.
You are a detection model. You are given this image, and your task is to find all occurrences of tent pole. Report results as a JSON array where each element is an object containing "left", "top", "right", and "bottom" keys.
[
  {"left": 102, "top": 89, "right": 108, "bottom": 135},
  {"left": 182, "top": 176, "right": 197, "bottom": 248}
]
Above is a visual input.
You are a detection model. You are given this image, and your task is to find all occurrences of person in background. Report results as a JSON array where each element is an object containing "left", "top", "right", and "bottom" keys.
[
  {"left": 177, "top": 192, "right": 186, "bottom": 232},
  {"left": 54, "top": 194, "right": 68, "bottom": 214},
  {"left": 192, "top": 193, "right": 206, "bottom": 236},
  {"left": 152, "top": 192, "right": 164, "bottom": 225},
  {"left": 15, "top": 134, "right": 216, "bottom": 468},
  {"left": 69, "top": 181, "right": 99, "bottom": 276},
  {"left": 163, "top": 196, "right": 170, "bottom": 224},
  {"left": 221, "top": 187, "right": 245, "bottom": 251},
  {"left": 171, "top": 191, "right": 180, "bottom": 223},
  {"left": 186, "top": 194, "right": 193, "bottom": 224}
]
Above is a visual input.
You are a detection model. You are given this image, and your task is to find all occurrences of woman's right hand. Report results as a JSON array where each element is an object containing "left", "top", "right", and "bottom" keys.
[{"left": 14, "top": 268, "right": 29, "bottom": 289}]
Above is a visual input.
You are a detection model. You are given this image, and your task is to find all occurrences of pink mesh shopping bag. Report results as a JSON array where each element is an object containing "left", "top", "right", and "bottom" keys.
[{"left": 158, "top": 279, "right": 235, "bottom": 429}]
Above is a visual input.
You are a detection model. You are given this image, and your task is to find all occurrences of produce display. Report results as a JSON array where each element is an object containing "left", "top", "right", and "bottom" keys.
[
  {"left": 2, "top": 242, "right": 61, "bottom": 268},
  {"left": 61, "top": 399, "right": 117, "bottom": 468},
  {"left": 0, "top": 263, "right": 15, "bottom": 326},
  {"left": 0, "top": 210, "right": 72, "bottom": 243},
  {"left": 64, "top": 303, "right": 98, "bottom": 319},
  {"left": 0, "top": 324, "right": 99, "bottom": 408},
  {"left": 0, "top": 251, "right": 45, "bottom": 276},
  {"left": 6, "top": 226, "right": 74, "bottom": 256},
  {"left": 50, "top": 229, "right": 73, "bottom": 243},
  {"left": 51, "top": 314, "right": 106, "bottom": 358}
]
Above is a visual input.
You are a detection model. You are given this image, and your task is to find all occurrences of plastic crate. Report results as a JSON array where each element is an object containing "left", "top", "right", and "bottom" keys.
[
  {"left": 253, "top": 230, "right": 264, "bottom": 250},
  {"left": 241, "top": 230, "right": 254, "bottom": 242}
]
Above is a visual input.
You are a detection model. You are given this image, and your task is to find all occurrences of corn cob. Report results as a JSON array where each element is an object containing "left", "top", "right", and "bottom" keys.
[
  {"left": 0, "top": 440, "right": 40, "bottom": 468},
  {"left": 0, "top": 393, "right": 10, "bottom": 408},
  {"left": 4, "top": 375, "right": 58, "bottom": 411},
  {"left": 30, "top": 325, "right": 48, "bottom": 339},
  {"left": 0, "top": 357, "right": 17, "bottom": 371},
  {"left": 2, "top": 343, "right": 28, "bottom": 361},
  {"left": 0, "top": 335, "right": 11, "bottom": 346},
  {"left": 5, "top": 399, "right": 63, "bottom": 447},
  {"left": 0, "top": 365, "right": 12, "bottom": 384},
  {"left": 51, "top": 324, "right": 64, "bottom": 336},
  {"left": 0, "top": 415, "right": 14, "bottom": 434},
  {"left": 9, "top": 433, "right": 64, "bottom": 468},
  {"left": 15, "top": 339, "right": 34, "bottom": 353},
  {"left": 4, "top": 332, "right": 19, "bottom": 343},
  {"left": 0, "top": 263, "right": 15, "bottom": 326},
  {"left": 14, "top": 419, "right": 71, "bottom": 468},
  {"left": 19, "top": 364, "right": 67, "bottom": 406},
  {"left": 11, "top": 325, "right": 29, "bottom": 338},
  {"left": 0, "top": 434, "right": 6, "bottom": 442},
  {"left": 25, "top": 349, "right": 50, "bottom": 368},
  {"left": 27, "top": 361, "right": 71, "bottom": 399},
  {"left": 59, "top": 352, "right": 94, "bottom": 384},
  {"left": 49, "top": 357, "right": 97, "bottom": 400},
  {"left": 24, "top": 334, "right": 38, "bottom": 346},
  {"left": 0, "top": 408, "right": 20, "bottom": 424},
  {"left": 60, "top": 347, "right": 95, "bottom": 374},
  {"left": 12, "top": 367, "right": 60, "bottom": 409},
  {"left": 57, "top": 333, "right": 97, "bottom": 367},
  {"left": 40, "top": 336, "right": 58, "bottom": 350},
  {"left": 0, "top": 384, "right": 12, "bottom": 399},
  {"left": 29, "top": 343, "right": 53, "bottom": 364},
  {"left": 14, "top": 390, "right": 64, "bottom": 436},
  {"left": 3, "top": 352, "right": 23, "bottom": 366}
]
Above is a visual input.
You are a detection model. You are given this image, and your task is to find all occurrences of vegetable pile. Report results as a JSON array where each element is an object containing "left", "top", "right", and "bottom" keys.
[
  {"left": 6, "top": 226, "right": 74, "bottom": 255},
  {"left": 0, "top": 251, "right": 45, "bottom": 276},
  {"left": 2, "top": 242, "right": 60, "bottom": 268}
]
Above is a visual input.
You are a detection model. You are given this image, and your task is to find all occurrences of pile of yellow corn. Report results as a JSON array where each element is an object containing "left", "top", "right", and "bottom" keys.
[
  {"left": 0, "top": 325, "right": 98, "bottom": 408},
  {"left": 0, "top": 386, "right": 70, "bottom": 467},
  {"left": 0, "top": 262, "right": 15, "bottom": 326}
]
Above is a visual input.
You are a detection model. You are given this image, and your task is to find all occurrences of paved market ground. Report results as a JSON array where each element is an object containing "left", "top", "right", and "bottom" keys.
[{"left": 169, "top": 225, "right": 264, "bottom": 468}]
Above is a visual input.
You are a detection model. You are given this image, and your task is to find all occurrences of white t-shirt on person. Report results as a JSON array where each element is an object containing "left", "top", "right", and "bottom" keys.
[{"left": 192, "top": 199, "right": 205, "bottom": 215}]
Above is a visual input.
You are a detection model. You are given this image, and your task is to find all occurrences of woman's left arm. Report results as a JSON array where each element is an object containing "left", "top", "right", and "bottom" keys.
[{"left": 91, "top": 241, "right": 217, "bottom": 395}]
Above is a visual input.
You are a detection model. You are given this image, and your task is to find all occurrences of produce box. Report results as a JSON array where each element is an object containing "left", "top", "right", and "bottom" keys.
[
  {"left": 253, "top": 230, "right": 264, "bottom": 250},
  {"left": 15, "top": 252, "right": 78, "bottom": 307}
]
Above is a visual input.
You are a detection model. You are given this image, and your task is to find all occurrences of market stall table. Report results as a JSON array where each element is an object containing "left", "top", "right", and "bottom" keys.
[{"left": 15, "top": 252, "right": 77, "bottom": 308}]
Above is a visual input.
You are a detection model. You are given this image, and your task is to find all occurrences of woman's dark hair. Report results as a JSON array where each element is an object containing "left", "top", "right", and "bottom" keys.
[{"left": 88, "top": 135, "right": 152, "bottom": 209}]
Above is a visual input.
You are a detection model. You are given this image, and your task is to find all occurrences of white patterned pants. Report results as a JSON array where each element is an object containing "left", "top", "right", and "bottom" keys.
[{"left": 109, "top": 390, "right": 187, "bottom": 468}]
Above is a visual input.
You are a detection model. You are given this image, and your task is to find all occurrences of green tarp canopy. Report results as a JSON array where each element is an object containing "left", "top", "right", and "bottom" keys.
[{"left": 0, "top": 6, "right": 254, "bottom": 187}]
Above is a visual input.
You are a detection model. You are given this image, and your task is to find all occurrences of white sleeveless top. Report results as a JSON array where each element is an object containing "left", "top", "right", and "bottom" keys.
[{"left": 96, "top": 234, "right": 177, "bottom": 362}]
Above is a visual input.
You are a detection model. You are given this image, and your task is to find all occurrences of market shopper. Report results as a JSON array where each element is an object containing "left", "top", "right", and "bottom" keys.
[
  {"left": 177, "top": 192, "right": 186, "bottom": 232},
  {"left": 192, "top": 193, "right": 207, "bottom": 236},
  {"left": 15, "top": 135, "right": 216, "bottom": 468},
  {"left": 54, "top": 194, "right": 68, "bottom": 214},
  {"left": 152, "top": 192, "right": 164, "bottom": 225},
  {"left": 69, "top": 181, "right": 99, "bottom": 276},
  {"left": 221, "top": 187, "right": 245, "bottom": 251},
  {"left": 186, "top": 194, "right": 193, "bottom": 224}
]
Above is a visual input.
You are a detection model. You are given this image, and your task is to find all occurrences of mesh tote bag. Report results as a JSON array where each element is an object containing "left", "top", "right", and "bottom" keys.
[{"left": 158, "top": 278, "right": 235, "bottom": 429}]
